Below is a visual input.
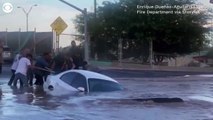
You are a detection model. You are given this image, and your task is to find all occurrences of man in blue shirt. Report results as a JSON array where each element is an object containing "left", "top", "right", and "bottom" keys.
[{"left": 34, "top": 52, "right": 52, "bottom": 85}]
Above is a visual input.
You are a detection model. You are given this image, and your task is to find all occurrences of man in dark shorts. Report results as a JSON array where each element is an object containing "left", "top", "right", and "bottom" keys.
[{"left": 34, "top": 52, "right": 52, "bottom": 85}]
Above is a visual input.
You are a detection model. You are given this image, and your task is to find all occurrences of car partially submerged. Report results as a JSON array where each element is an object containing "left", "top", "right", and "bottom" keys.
[{"left": 44, "top": 70, "right": 123, "bottom": 93}]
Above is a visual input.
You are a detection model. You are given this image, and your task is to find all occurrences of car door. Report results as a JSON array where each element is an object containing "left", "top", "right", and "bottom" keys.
[
  {"left": 70, "top": 73, "right": 88, "bottom": 92},
  {"left": 59, "top": 72, "right": 79, "bottom": 91},
  {"left": 60, "top": 72, "right": 87, "bottom": 92}
]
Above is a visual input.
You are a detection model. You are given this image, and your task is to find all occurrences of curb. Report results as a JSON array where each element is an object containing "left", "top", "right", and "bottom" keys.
[{"left": 98, "top": 66, "right": 213, "bottom": 73}]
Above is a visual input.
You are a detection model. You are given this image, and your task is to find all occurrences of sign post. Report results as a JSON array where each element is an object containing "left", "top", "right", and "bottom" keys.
[{"left": 51, "top": 16, "right": 68, "bottom": 53}]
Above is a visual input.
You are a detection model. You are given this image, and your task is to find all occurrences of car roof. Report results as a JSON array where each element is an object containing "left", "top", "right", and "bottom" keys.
[{"left": 60, "top": 70, "right": 118, "bottom": 83}]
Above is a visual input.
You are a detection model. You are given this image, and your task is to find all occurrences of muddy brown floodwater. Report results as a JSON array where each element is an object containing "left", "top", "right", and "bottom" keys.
[{"left": 0, "top": 75, "right": 213, "bottom": 120}]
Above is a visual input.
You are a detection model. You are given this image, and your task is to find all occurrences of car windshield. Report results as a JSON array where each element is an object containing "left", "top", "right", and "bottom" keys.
[{"left": 88, "top": 78, "right": 123, "bottom": 92}]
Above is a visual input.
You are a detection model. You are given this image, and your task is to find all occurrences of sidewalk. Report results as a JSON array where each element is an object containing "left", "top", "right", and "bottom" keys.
[{"left": 90, "top": 61, "right": 213, "bottom": 73}]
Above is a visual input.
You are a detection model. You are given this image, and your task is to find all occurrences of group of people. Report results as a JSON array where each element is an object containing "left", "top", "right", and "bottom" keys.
[
  {"left": 7, "top": 40, "right": 87, "bottom": 88},
  {"left": 8, "top": 48, "right": 33, "bottom": 87}
]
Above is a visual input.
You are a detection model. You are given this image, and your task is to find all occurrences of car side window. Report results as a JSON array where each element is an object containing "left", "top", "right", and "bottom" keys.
[
  {"left": 71, "top": 74, "right": 87, "bottom": 92},
  {"left": 60, "top": 72, "right": 78, "bottom": 85},
  {"left": 88, "top": 78, "right": 122, "bottom": 92}
]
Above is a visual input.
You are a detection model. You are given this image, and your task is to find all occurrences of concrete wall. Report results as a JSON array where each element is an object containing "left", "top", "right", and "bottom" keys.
[{"left": 0, "top": 31, "right": 53, "bottom": 55}]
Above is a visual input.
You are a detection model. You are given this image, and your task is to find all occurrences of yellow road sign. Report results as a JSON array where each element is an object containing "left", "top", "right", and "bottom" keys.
[{"left": 51, "top": 16, "right": 68, "bottom": 35}]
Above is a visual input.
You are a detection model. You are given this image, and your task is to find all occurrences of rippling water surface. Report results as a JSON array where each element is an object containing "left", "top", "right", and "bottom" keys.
[{"left": 1, "top": 75, "right": 213, "bottom": 120}]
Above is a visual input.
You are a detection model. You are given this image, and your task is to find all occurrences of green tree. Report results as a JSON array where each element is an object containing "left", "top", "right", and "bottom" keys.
[{"left": 75, "top": 0, "right": 209, "bottom": 62}]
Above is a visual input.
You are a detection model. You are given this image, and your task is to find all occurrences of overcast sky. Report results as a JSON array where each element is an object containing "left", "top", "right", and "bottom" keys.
[
  {"left": 0, "top": 0, "right": 119, "bottom": 47},
  {"left": 0, "top": 0, "right": 212, "bottom": 47},
  {"left": 0, "top": 0, "right": 117, "bottom": 32}
]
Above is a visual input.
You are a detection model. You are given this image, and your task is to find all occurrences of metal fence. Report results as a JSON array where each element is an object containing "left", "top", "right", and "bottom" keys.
[{"left": 0, "top": 30, "right": 53, "bottom": 56}]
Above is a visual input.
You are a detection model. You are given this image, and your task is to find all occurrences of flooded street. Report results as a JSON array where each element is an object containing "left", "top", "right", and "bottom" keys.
[
  {"left": 1, "top": 0, "right": 213, "bottom": 119},
  {"left": 0, "top": 69, "right": 213, "bottom": 120}
]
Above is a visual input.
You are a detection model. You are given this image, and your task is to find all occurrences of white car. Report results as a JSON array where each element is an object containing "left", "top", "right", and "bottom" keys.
[
  {"left": 3, "top": 46, "right": 13, "bottom": 62},
  {"left": 43, "top": 70, "right": 123, "bottom": 94}
]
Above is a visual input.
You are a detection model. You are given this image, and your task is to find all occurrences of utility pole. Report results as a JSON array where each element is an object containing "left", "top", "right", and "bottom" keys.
[
  {"left": 5, "top": 28, "right": 8, "bottom": 46},
  {"left": 118, "top": 38, "right": 123, "bottom": 65},
  {"left": 94, "top": 0, "right": 97, "bottom": 18},
  {"left": 59, "top": 0, "right": 89, "bottom": 62},
  {"left": 17, "top": 4, "right": 37, "bottom": 32},
  {"left": 149, "top": 38, "right": 153, "bottom": 68}
]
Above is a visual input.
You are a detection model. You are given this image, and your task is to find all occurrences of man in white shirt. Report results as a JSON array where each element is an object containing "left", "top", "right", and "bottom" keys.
[
  {"left": 8, "top": 48, "right": 31, "bottom": 86},
  {"left": 8, "top": 53, "right": 21, "bottom": 85},
  {"left": 13, "top": 54, "right": 32, "bottom": 87}
]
